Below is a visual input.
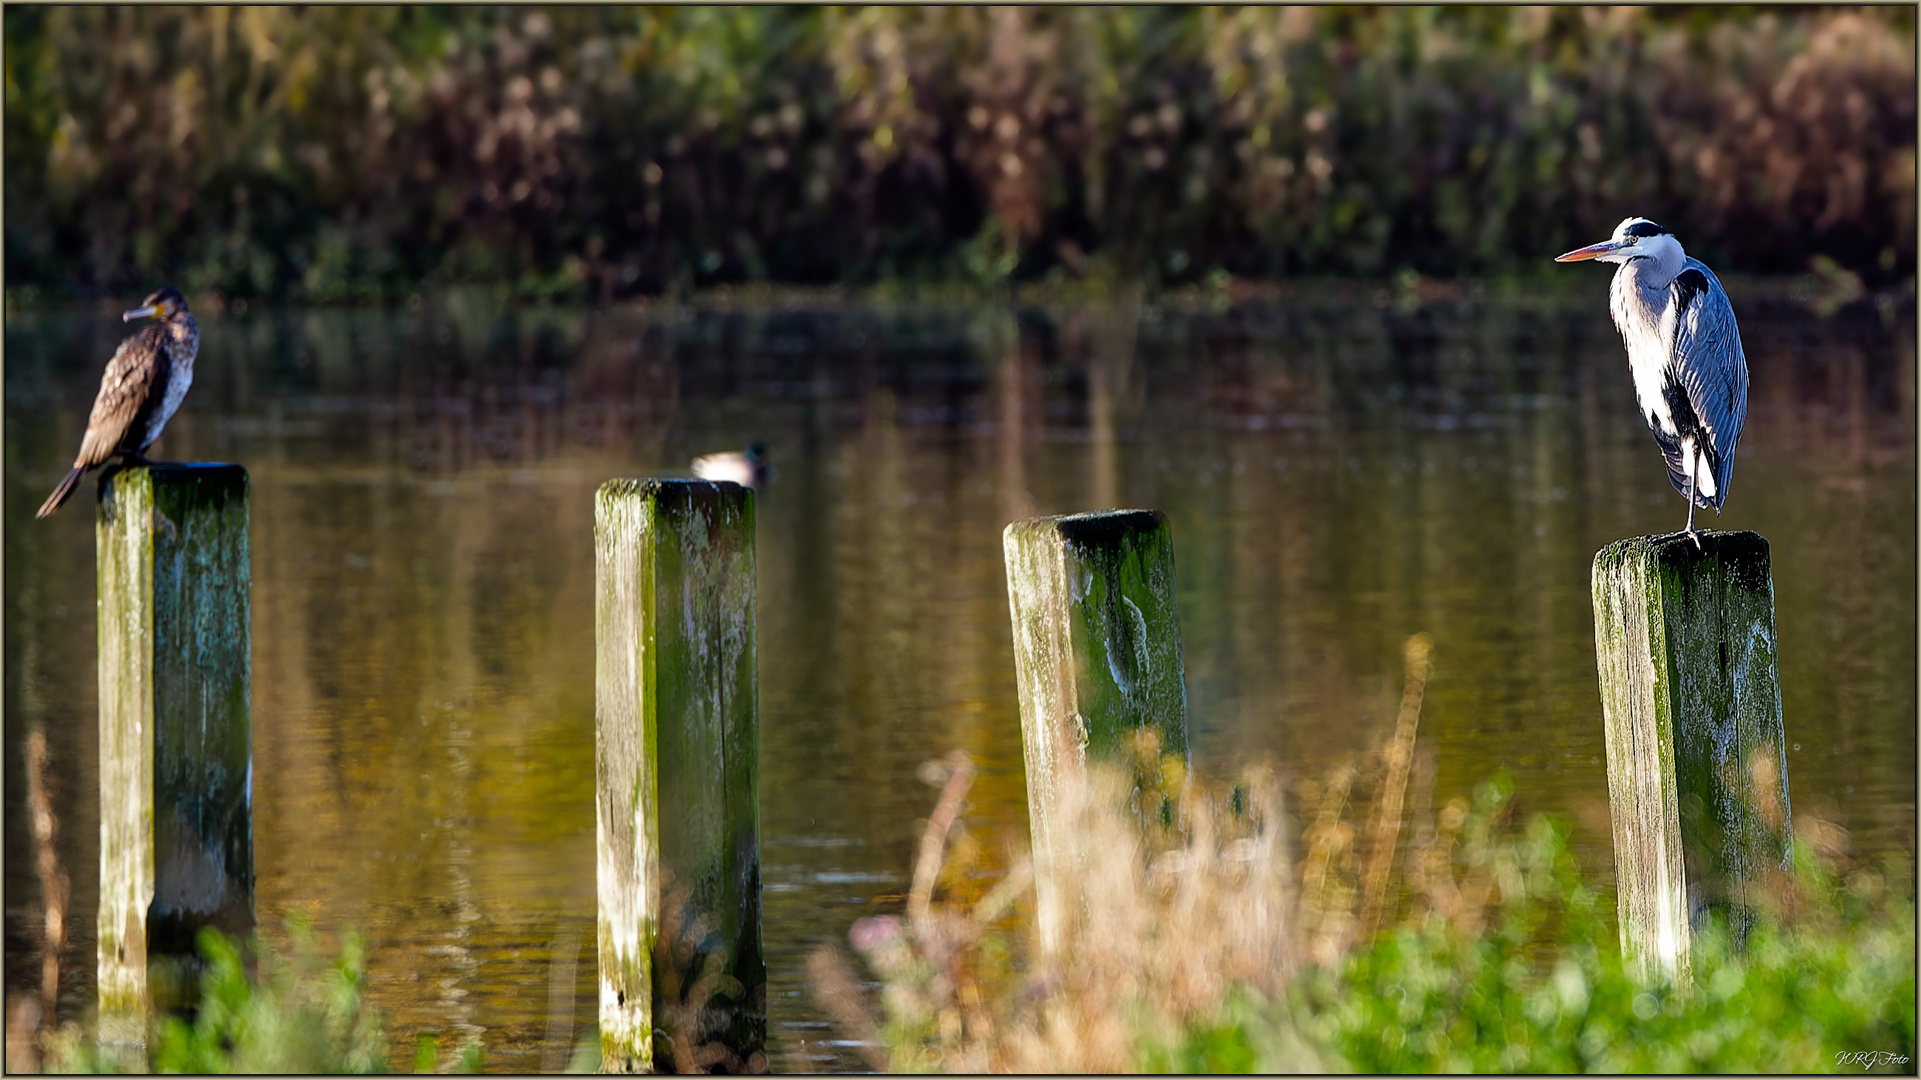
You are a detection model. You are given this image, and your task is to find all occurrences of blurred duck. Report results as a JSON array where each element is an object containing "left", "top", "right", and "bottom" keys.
[
  {"left": 38, "top": 287, "right": 200, "bottom": 518},
  {"left": 692, "top": 442, "right": 771, "bottom": 489}
]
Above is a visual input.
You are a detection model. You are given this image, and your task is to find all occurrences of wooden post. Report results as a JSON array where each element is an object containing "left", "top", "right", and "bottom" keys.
[
  {"left": 1003, "top": 509, "right": 1190, "bottom": 950},
  {"left": 1592, "top": 530, "right": 1792, "bottom": 984},
  {"left": 595, "top": 479, "right": 763, "bottom": 1073},
  {"left": 95, "top": 465, "right": 253, "bottom": 1044}
]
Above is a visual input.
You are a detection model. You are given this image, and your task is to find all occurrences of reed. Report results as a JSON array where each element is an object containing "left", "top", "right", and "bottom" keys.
[
  {"left": 812, "top": 742, "right": 1300, "bottom": 1073},
  {"left": 805, "top": 634, "right": 1439, "bottom": 1071},
  {"left": 6, "top": 8, "right": 1909, "bottom": 301}
]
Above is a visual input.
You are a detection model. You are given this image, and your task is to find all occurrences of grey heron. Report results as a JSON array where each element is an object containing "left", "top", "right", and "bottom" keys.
[
  {"left": 37, "top": 287, "right": 200, "bottom": 518},
  {"left": 1555, "top": 218, "right": 1749, "bottom": 545}
]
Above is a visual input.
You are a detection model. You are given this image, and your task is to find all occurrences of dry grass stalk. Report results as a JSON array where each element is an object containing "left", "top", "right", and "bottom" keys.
[
  {"left": 1002, "top": 752, "right": 1294, "bottom": 1072},
  {"left": 5, "top": 998, "right": 45, "bottom": 1075},
  {"left": 539, "top": 927, "right": 579, "bottom": 1074},
  {"left": 28, "top": 728, "right": 69, "bottom": 1016},
  {"left": 909, "top": 750, "right": 977, "bottom": 941},
  {"left": 1296, "top": 633, "right": 1462, "bottom": 963},
  {"left": 813, "top": 634, "right": 1525, "bottom": 1072},
  {"left": 801, "top": 947, "right": 887, "bottom": 1072},
  {"left": 1294, "top": 763, "right": 1359, "bottom": 967},
  {"left": 6, "top": 727, "right": 71, "bottom": 1073},
  {"left": 815, "top": 741, "right": 1297, "bottom": 1073},
  {"left": 1358, "top": 633, "right": 1433, "bottom": 940}
]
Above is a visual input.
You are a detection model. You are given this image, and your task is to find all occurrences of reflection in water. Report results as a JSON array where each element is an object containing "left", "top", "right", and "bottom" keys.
[{"left": 5, "top": 294, "right": 1914, "bottom": 1072}]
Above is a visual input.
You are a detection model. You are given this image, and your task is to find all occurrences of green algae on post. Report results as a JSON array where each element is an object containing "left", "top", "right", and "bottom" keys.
[
  {"left": 1003, "top": 508, "right": 1190, "bottom": 952},
  {"left": 1591, "top": 530, "right": 1792, "bottom": 985},
  {"left": 595, "top": 479, "right": 764, "bottom": 1073},
  {"left": 95, "top": 464, "right": 254, "bottom": 1048}
]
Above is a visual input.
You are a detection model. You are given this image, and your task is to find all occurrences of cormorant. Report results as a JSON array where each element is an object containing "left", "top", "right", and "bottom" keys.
[{"left": 36, "top": 287, "right": 200, "bottom": 519}]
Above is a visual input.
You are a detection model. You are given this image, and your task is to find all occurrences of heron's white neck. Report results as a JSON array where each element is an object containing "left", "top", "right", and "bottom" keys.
[{"left": 1604, "top": 234, "right": 1686, "bottom": 441}]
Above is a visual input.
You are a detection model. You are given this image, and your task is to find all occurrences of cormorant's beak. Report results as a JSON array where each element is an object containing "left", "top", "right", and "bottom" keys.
[
  {"left": 1554, "top": 240, "right": 1624, "bottom": 263},
  {"left": 122, "top": 304, "right": 161, "bottom": 323}
]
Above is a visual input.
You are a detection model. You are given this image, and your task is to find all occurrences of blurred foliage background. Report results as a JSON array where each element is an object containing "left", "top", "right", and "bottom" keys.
[{"left": 4, "top": 5, "right": 1914, "bottom": 303}]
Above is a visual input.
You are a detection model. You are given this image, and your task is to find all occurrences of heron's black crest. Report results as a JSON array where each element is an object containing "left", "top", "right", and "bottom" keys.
[
  {"left": 1624, "top": 220, "right": 1669, "bottom": 238},
  {"left": 1672, "top": 268, "right": 1710, "bottom": 318}
]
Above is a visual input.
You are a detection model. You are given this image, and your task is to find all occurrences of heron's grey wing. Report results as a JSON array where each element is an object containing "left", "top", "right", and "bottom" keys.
[
  {"left": 1668, "top": 260, "right": 1749, "bottom": 498},
  {"left": 76, "top": 325, "right": 171, "bottom": 467}
]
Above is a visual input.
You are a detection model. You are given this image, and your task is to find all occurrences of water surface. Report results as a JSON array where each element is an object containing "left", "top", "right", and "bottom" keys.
[{"left": 6, "top": 291, "right": 1913, "bottom": 1071}]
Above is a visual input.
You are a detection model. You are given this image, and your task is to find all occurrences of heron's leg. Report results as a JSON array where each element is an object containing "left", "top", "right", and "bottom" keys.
[{"left": 1683, "top": 452, "right": 1701, "bottom": 549}]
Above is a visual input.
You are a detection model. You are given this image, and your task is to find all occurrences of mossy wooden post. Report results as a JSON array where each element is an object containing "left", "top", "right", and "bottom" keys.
[
  {"left": 1592, "top": 531, "right": 1792, "bottom": 985},
  {"left": 1004, "top": 509, "right": 1190, "bottom": 951},
  {"left": 595, "top": 479, "right": 764, "bottom": 1073},
  {"left": 95, "top": 465, "right": 253, "bottom": 1046}
]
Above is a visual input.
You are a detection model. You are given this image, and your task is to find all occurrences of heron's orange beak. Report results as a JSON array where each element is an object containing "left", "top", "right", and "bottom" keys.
[{"left": 1554, "top": 240, "right": 1624, "bottom": 262}]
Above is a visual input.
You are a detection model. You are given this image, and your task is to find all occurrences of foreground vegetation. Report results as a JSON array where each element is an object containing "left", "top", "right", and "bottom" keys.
[
  {"left": 820, "top": 762, "right": 1913, "bottom": 1074},
  {"left": 816, "top": 642, "right": 1916, "bottom": 1074},
  {"left": 23, "top": 918, "right": 486, "bottom": 1075},
  {"left": 23, "top": 772, "right": 1910, "bottom": 1074},
  {"left": 13, "top": 640, "right": 1912, "bottom": 1073},
  {"left": 6, "top": 7, "right": 1913, "bottom": 302},
  {"left": 1302, "top": 788, "right": 1913, "bottom": 1073}
]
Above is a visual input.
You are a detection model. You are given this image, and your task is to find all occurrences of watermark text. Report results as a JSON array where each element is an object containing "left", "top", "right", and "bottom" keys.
[{"left": 1836, "top": 1051, "right": 1910, "bottom": 1071}]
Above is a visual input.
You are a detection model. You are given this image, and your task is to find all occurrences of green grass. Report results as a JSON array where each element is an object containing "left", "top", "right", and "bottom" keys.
[
  {"left": 1296, "top": 781, "right": 1916, "bottom": 1074},
  {"left": 40, "top": 918, "right": 484, "bottom": 1075}
]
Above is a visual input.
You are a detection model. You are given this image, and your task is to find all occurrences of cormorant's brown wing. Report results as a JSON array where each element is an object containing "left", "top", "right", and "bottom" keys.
[{"left": 75, "top": 325, "right": 172, "bottom": 467}]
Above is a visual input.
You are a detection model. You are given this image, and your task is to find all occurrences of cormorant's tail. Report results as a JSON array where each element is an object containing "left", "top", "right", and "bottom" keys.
[{"left": 37, "top": 466, "right": 86, "bottom": 519}]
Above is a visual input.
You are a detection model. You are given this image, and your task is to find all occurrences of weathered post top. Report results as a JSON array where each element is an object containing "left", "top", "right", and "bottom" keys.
[
  {"left": 1004, "top": 507, "right": 1190, "bottom": 951},
  {"left": 1004, "top": 508, "right": 1190, "bottom": 762},
  {"left": 95, "top": 464, "right": 253, "bottom": 1045},
  {"left": 1592, "top": 529, "right": 1791, "bottom": 985},
  {"left": 595, "top": 478, "right": 764, "bottom": 1073}
]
